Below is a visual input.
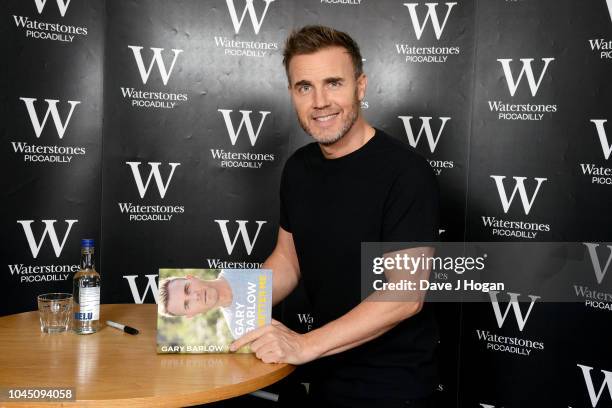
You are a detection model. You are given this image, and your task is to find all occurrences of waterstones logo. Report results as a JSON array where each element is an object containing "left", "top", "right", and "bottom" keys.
[
  {"left": 34, "top": 0, "right": 72, "bottom": 16},
  {"left": 575, "top": 364, "right": 612, "bottom": 408},
  {"left": 206, "top": 220, "right": 267, "bottom": 268},
  {"left": 573, "top": 243, "right": 612, "bottom": 312},
  {"left": 474, "top": 291, "right": 544, "bottom": 357},
  {"left": 120, "top": 46, "right": 188, "bottom": 109},
  {"left": 586, "top": 1, "right": 612, "bottom": 60},
  {"left": 9, "top": 219, "right": 79, "bottom": 284},
  {"left": 481, "top": 175, "right": 550, "bottom": 239},
  {"left": 12, "top": 97, "right": 87, "bottom": 164},
  {"left": 488, "top": 58, "right": 557, "bottom": 121},
  {"left": 297, "top": 313, "right": 314, "bottom": 331},
  {"left": 12, "top": 0, "right": 88, "bottom": 42},
  {"left": 211, "top": 109, "right": 275, "bottom": 169},
  {"left": 320, "top": 0, "right": 363, "bottom": 5},
  {"left": 395, "top": 3, "right": 460, "bottom": 63},
  {"left": 588, "top": 38, "right": 612, "bottom": 60},
  {"left": 398, "top": 115, "right": 453, "bottom": 175},
  {"left": 21, "top": 97, "right": 79, "bottom": 139},
  {"left": 214, "top": 0, "right": 278, "bottom": 58},
  {"left": 579, "top": 120, "right": 612, "bottom": 186},
  {"left": 118, "top": 162, "right": 185, "bottom": 222},
  {"left": 123, "top": 274, "right": 159, "bottom": 303}
]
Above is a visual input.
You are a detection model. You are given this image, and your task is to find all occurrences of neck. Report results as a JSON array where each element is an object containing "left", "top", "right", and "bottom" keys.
[
  {"left": 215, "top": 278, "right": 233, "bottom": 307},
  {"left": 319, "top": 115, "right": 375, "bottom": 159}
]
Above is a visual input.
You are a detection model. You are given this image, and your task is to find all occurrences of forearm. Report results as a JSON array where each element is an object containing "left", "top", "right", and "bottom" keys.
[
  {"left": 304, "top": 299, "right": 422, "bottom": 359},
  {"left": 303, "top": 247, "right": 432, "bottom": 359},
  {"left": 263, "top": 251, "right": 299, "bottom": 306}
]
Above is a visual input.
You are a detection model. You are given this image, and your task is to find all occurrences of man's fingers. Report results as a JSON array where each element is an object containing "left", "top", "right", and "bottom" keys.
[
  {"left": 261, "top": 349, "right": 282, "bottom": 364},
  {"left": 230, "top": 325, "right": 269, "bottom": 351},
  {"left": 255, "top": 344, "right": 284, "bottom": 364},
  {"left": 250, "top": 332, "right": 277, "bottom": 353}
]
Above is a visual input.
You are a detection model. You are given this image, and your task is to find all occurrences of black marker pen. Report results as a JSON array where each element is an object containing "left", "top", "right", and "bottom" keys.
[{"left": 106, "top": 320, "right": 139, "bottom": 335}]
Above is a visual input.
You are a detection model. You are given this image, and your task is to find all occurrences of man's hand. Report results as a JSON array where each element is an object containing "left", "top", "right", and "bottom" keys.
[{"left": 229, "top": 319, "right": 318, "bottom": 365}]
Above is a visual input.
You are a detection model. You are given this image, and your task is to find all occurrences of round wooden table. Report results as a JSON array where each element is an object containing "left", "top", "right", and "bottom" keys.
[{"left": 0, "top": 304, "right": 294, "bottom": 407}]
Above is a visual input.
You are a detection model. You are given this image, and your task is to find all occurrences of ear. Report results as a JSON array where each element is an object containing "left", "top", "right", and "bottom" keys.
[
  {"left": 186, "top": 274, "right": 193, "bottom": 280},
  {"left": 356, "top": 73, "right": 367, "bottom": 101}
]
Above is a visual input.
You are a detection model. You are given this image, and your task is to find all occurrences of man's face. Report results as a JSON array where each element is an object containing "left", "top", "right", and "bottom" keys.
[
  {"left": 288, "top": 46, "right": 366, "bottom": 145},
  {"left": 166, "top": 275, "right": 219, "bottom": 317}
]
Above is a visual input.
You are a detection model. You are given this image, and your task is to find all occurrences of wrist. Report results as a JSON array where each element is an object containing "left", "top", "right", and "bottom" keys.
[{"left": 302, "top": 329, "right": 325, "bottom": 361}]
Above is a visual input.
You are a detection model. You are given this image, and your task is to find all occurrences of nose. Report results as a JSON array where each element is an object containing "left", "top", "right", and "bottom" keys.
[
  {"left": 313, "top": 87, "right": 330, "bottom": 110},
  {"left": 189, "top": 290, "right": 200, "bottom": 302}
]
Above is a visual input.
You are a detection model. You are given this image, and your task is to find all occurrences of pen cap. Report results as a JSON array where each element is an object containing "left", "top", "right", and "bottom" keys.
[{"left": 81, "top": 239, "right": 95, "bottom": 248}]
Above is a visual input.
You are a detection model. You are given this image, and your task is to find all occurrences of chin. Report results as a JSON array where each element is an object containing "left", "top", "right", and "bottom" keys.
[
  {"left": 308, "top": 110, "right": 359, "bottom": 145},
  {"left": 317, "top": 133, "right": 346, "bottom": 146},
  {"left": 309, "top": 128, "right": 344, "bottom": 145}
]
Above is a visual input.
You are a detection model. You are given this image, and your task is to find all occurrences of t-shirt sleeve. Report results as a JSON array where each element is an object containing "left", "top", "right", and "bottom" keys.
[
  {"left": 381, "top": 158, "right": 440, "bottom": 246},
  {"left": 279, "top": 160, "right": 292, "bottom": 232}
]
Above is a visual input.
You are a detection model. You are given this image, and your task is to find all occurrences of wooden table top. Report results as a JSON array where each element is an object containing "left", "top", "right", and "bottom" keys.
[{"left": 0, "top": 304, "right": 294, "bottom": 407}]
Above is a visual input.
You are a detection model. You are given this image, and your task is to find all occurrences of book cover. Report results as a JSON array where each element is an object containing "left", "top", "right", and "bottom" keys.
[{"left": 156, "top": 268, "right": 272, "bottom": 353}]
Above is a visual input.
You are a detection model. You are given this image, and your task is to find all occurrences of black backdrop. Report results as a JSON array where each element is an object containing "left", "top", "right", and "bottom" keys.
[{"left": 2, "top": 1, "right": 611, "bottom": 407}]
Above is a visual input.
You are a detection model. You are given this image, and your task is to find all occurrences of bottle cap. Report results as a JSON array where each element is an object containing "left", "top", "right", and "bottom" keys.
[{"left": 81, "top": 239, "right": 95, "bottom": 248}]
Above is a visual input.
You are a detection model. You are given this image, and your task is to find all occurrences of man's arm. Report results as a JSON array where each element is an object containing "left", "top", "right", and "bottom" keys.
[
  {"left": 230, "top": 246, "right": 432, "bottom": 365},
  {"left": 314, "top": 246, "right": 432, "bottom": 357},
  {"left": 264, "top": 227, "right": 300, "bottom": 306}
]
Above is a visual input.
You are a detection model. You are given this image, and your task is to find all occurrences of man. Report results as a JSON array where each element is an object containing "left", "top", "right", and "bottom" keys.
[
  {"left": 159, "top": 270, "right": 253, "bottom": 340},
  {"left": 229, "top": 25, "right": 440, "bottom": 407}
]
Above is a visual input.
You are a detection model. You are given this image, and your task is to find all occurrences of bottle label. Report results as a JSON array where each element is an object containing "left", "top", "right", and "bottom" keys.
[{"left": 78, "top": 287, "right": 100, "bottom": 321}]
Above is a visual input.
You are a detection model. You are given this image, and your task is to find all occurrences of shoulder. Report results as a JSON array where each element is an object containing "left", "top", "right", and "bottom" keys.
[{"left": 374, "top": 129, "right": 436, "bottom": 182}]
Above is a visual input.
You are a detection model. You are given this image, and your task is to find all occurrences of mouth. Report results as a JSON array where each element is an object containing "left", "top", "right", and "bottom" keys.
[{"left": 312, "top": 112, "right": 339, "bottom": 122}]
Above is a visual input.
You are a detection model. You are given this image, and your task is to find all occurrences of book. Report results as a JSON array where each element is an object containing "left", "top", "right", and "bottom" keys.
[{"left": 156, "top": 268, "right": 272, "bottom": 353}]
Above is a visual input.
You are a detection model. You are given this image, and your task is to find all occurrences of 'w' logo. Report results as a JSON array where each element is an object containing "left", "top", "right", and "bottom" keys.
[
  {"left": 34, "top": 0, "right": 71, "bottom": 17},
  {"left": 126, "top": 162, "right": 181, "bottom": 199},
  {"left": 398, "top": 116, "right": 451, "bottom": 153},
  {"left": 17, "top": 219, "right": 78, "bottom": 258},
  {"left": 128, "top": 46, "right": 183, "bottom": 86},
  {"left": 490, "top": 175, "right": 547, "bottom": 216},
  {"left": 489, "top": 291, "right": 540, "bottom": 332},
  {"left": 583, "top": 243, "right": 612, "bottom": 285},
  {"left": 577, "top": 364, "right": 612, "bottom": 408},
  {"left": 218, "top": 109, "right": 271, "bottom": 146},
  {"left": 214, "top": 220, "right": 267, "bottom": 256},
  {"left": 403, "top": 2, "right": 457, "bottom": 40},
  {"left": 591, "top": 119, "right": 611, "bottom": 160},
  {"left": 20, "top": 98, "right": 80, "bottom": 139},
  {"left": 497, "top": 58, "right": 554, "bottom": 97},
  {"left": 225, "top": 0, "right": 275, "bottom": 35},
  {"left": 123, "top": 275, "right": 159, "bottom": 304}
]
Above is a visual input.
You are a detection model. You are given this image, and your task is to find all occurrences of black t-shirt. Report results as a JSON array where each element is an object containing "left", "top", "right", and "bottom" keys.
[{"left": 279, "top": 129, "right": 440, "bottom": 402}]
